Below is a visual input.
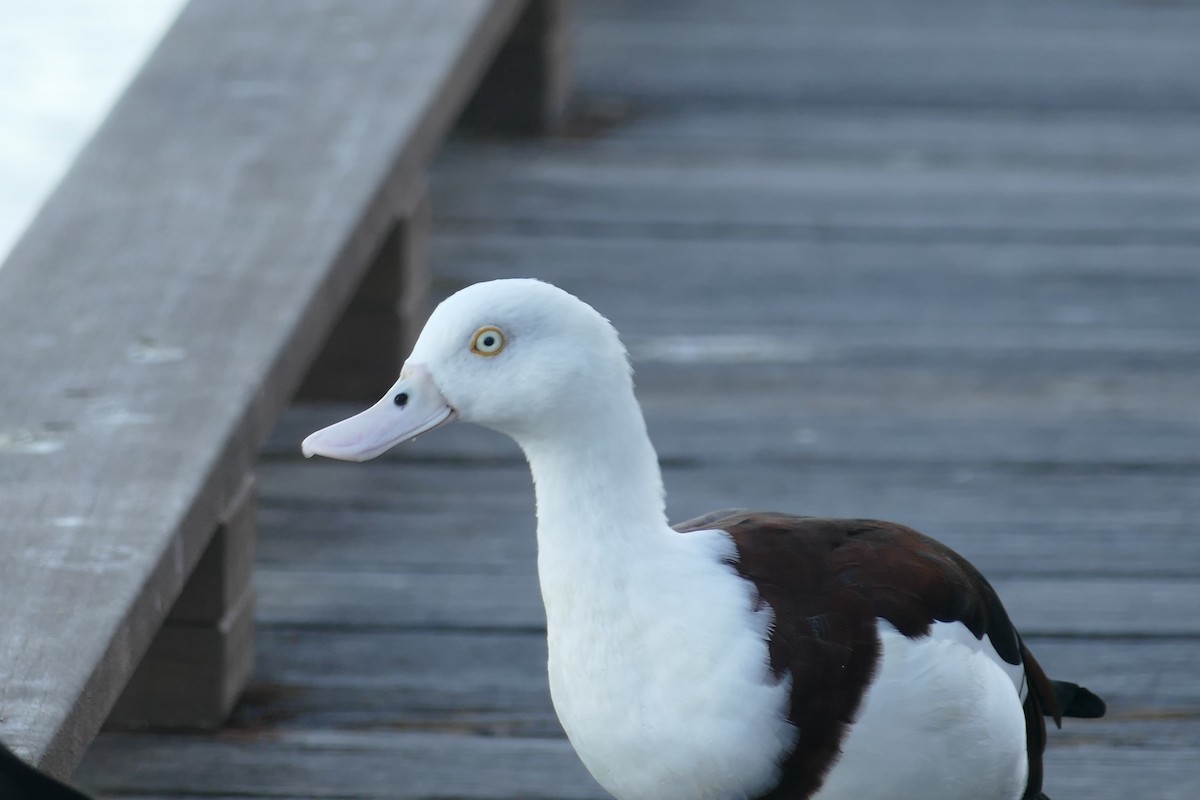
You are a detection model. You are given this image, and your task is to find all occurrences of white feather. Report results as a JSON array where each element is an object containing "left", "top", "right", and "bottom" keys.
[
  {"left": 383, "top": 280, "right": 1034, "bottom": 800},
  {"left": 813, "top": 621, "right": 1029, "bottom": 800}
]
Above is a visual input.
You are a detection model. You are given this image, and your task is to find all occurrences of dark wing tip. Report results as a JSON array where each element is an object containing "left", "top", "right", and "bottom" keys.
[{"left": 1050, "top": 681, "right": 1107, "bottom": 719}]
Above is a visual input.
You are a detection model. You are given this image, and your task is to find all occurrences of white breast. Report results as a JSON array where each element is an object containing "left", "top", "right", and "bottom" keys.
[{"left": 541, "top": 527, "right": 796, "bottom": 800}]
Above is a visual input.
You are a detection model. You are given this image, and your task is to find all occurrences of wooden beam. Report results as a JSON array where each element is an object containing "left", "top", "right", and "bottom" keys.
[
  {"left": 0, "top": 0, "right": 532, "bottom": 776},
  {"left": 105, "top": 476, "right": 257, "bottom": 730},
  {"left": 297, "top": 181, "right": 432, "bottom": 401},
  {"left": 460, "top": 0, "right": 573, "bottom": 134}
]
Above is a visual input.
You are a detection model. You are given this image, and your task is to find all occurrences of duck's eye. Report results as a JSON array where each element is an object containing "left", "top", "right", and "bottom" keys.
[{"left": 470, "top": 326, "right": 506, "bottom": 356}]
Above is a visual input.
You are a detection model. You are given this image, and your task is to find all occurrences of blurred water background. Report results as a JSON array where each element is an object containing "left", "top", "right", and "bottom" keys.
[{"left": 0, "top": 0, "right": 184, "bottom": 264}]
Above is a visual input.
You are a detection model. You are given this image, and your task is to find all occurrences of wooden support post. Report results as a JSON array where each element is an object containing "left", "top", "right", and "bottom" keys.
[
  {"left": 105, "top": 476, "right": 257, "bottom": 730},
  {"left": 296, "top": 183, "right": 432, "bottom": 402},
  {"left": 460, "top": 0, "right": 572, "bottom": 134}
]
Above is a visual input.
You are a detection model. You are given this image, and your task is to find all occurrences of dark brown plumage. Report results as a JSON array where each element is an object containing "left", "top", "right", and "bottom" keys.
[{"left": 673, "top": 511, "right": 1105, "bottom": 800}]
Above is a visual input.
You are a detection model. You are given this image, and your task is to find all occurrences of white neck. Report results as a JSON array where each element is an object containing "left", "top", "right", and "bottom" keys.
[
  {"left": 509, "top": 390, "right": 794, "bottom": 800},
  {"left": 516, "top": 389, "right": 670, "bottom": 612}
]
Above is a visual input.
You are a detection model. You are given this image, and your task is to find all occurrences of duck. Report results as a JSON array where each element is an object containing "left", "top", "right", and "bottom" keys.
[{"left": 302, "top": 278, "right": 1105, "bottom": 800}]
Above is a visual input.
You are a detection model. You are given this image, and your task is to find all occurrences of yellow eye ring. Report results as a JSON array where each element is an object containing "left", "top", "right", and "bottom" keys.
[{"left": 470, "top": 326, "right": 506, "bottom": 356}]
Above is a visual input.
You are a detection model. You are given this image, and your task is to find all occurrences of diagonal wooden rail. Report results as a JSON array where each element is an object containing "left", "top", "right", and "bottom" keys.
[{"left": 0, "top": 0, "right": 568, "bottom": 778}]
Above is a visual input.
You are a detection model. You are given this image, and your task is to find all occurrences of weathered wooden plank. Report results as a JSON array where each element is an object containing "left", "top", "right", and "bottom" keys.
[
  {"left": 76, "top": 0, "right": 1200, "bottom": 795},
  {"left": 1042, "top": 744, "right": 1200, "bottom": 800},
  {"left": 644, "top": 413, "right": 1200, "bottom": 473},
  {"left": 274, "top": 398, "right": 1200, "bottom": 470},
  {"left": 239, "top": 628, "right": 559, "bottom": 736},
  {"left": 254, "top": 568, "right": 543, "bottom": 631},
  {"left": 253, "top": 565, "right": 1200, "bottom": 637},
  {"left": 233, "top": 628, "right": 1196, "bottom": 733},
  {"left": 575, "top": 0, "right": 1200, "bottom": 113},
  {"left": 255, "top": 502, "right": 1200, "bottom": 583},
  {"left": 579, "top": 0, "right": 1200, "bottom": 30},
  {"left": 461, "top": 0, "right": 573, "bottom": 134},
  {"left": 297, "top": 183, "right": 432, "bottom": 402},
  {"left": 252, "top": 451, "right": 1199, "bottom": 574},
  {"left": 257, "top": 412, "right": 1200, "bottom": 582},
  {"left": 638, "top": 361, "right": 1199, "bottom": 422},
  {"left": 0, "top": 0, "right": 530, "bottom": 775},
  {"left": 431, "top": 231, "right": 1200, "bottom": 279},
  {"left": 75, "top": 724, "right": 1200, "bottom": 800},
  {"left": 563, "top": 105, "right": 1200, "bottom": 173},
  {"left": 430, "top": 148, "right": 1200, "bottom": 239},
  {"left": 257, "top": 450, "right": 1199, "bottom": 535},
  {"left": 272, "top": 402, "right": 1200, "bottom": 479},
  {"left": 257, "top": 504, "right": 538, "bottom": 575},
  {"left": 665, "top": 462, "right": 1199, "bottom": 536},
  {"left": 1028, "top": 638, "right": 1200, "bottom": 714},
  {"left": 106, "top": 475, "right": 257, "bottom": 729},
  {"left": 429, "top": 234, "right": 1200, "bottom": 332},
  {"left": 77, "top": 730, "right": 605, "bottom": 800},
  {"left": 170, "top": 474, "right": 257, "bottom": 624},
  {"left": 105, "top": 584, "right": 255, "bottom": 731}
]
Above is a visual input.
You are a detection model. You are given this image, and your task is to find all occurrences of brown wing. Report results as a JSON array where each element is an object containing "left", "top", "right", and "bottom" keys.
[{"left": 673, "top": 510, "right": 1060, "bottom": 800}]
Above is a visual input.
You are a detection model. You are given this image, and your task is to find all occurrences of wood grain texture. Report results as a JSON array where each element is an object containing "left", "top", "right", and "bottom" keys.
[
  {"left": 104, "top": 474, "right": 257, "bottom": 730},
  {"left": 573, "top": 0, "right": 1200, "bottom": 113},
  {"left": 105, "top": 583, "right": 255, "bottom": 731},
  {"left": 296, "top": 183, "right": 432, "bottom": 402},
  {"left": 429, "top": 234, "right": 1200, "bottom": 335},
  {"left": 249, "top": 448, "right": 1199, "bottom": 580},
  {"left": 76, "top": 726, "right": 1200, "bottom": 800},
  {"left": 554, "top": 105, "right": 1200, "bottom": 171},
  {"left": 271, "top": 400, "right": 1200, "bottom": 471},
  {"left": 169, "top": 474, "right": 257, "bottom": 625},
  {"left": 461, "top": 0, "right": 574, "bottom": 134},
  {"left": 78, "top": 730, "right": 605, "bottom": 800},
  {"left": 248, "top": 566, "right": 1199, "bottom": 638},
  {"left": 228, "top": 629, "right": 1200, "bottom": 732},
  {"left": 78, "top": 0, "right": 1199, "bottom": 796},
  {"left": 431, "top": 146, "right": 1200, "bottom": 239},
  {"left": 0, "top": 0, "right": 527, "bottom": 775}
]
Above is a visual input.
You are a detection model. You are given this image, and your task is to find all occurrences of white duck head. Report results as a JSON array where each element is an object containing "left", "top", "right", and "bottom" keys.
[
  {"left": 301, "top": 278, "right": 642, "bottom": 460},
  {"left": 301, "top": 279, "right": 792, "bottom": 800}
]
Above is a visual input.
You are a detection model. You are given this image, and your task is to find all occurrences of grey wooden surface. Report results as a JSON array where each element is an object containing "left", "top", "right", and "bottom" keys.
[
  {"left": 0, "top": 0, "right": 526, "bottom": 776},
  {"left": 79, "top": 0, "right": 1199, "bottom": 798}
]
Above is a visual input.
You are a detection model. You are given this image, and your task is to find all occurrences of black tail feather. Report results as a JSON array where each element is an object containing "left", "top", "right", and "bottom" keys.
[{"left": 1049, "top": 680, "right": 1107, "bottom": 719}]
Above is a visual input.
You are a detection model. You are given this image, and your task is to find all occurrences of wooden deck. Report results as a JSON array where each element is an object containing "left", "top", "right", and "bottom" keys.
[{"left": 77, "top": 1, "right": 1200, "bottom": 798}]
